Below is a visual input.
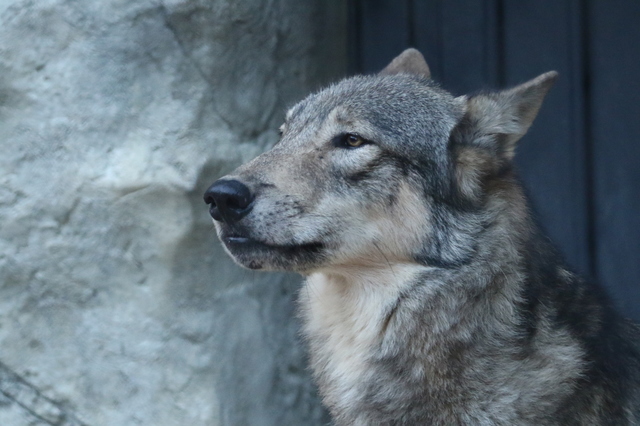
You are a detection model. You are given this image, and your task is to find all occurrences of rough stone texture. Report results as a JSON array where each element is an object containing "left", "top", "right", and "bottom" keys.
[{"left": 0, "top": 1, "right": 345, "bottom": 424}]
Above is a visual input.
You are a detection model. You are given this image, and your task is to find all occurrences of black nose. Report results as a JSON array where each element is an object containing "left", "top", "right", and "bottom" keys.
[{"left": 203, "top": 179, "right": 254, "bottom": 224}]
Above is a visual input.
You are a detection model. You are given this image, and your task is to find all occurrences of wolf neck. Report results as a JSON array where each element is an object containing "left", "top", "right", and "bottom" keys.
[
  {"left": 300, "top": 263, "right": 433, "bottom": 410},
  {"left": 301, "top": 263, "right": 433, "bottom": 350},
  {"left": 298, "top": 220, "right": 529, "bottom": 420},
  {"left": 300, "top": 252, "right": 522, "bottom": 348}
]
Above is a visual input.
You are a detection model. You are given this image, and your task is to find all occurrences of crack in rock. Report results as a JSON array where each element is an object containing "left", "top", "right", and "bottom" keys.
[{"left": 0, "top": 361, "right": 87, "bottom": 426}]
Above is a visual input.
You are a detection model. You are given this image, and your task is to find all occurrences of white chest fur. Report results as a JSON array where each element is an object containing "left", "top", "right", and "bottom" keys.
[{"left": 298, "top": 264, "right": 427, "bottom": 410}]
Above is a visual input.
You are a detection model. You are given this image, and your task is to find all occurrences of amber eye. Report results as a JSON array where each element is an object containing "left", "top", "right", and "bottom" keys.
[
  {"left": 334, "top": 133, "right": 369, "bottom": 149},
  {"left": 346, "top": 134, "right": 364, "bottom": 147}
]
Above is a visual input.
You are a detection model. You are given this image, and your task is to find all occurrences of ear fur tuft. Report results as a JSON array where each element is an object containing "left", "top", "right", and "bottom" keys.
[
  {"left": 380, "top": 48, "right": 431, "bottom": 79},
  {"left": 464, "top": 71, "right": 558, "bottom": 160},
  {"left": 451, "top": 71, "right": 557, "bottom": 200}
]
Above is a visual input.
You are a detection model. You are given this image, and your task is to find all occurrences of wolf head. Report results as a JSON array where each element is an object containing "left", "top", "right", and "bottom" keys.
[{"left": 204, "top": 49, "right": 557, "bottom": 273}]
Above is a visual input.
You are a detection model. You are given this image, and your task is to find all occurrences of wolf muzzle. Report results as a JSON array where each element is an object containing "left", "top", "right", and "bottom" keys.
[{"left": 203, "top": 179, "right": 253, "bottom": 225}]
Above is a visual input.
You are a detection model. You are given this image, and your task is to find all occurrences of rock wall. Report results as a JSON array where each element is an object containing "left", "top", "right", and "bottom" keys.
[{"left": 0, "top": 1, "right": 346, "bottom": 424}]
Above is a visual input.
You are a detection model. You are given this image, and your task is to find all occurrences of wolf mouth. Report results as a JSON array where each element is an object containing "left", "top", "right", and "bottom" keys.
[
  {"left": 225, "top": 236, "right": 324, "bottom": 253},
  {"left": 221, "top": 232, "right": 324, "bottom": 269}
]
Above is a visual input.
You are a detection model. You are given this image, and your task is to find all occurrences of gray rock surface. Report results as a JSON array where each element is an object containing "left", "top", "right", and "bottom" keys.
[{"left": 0, "top": 1, "right": 346, "bottom": 424}]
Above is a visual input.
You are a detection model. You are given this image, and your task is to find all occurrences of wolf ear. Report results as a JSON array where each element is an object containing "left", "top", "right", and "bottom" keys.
[
  {"left": 380, "top": 48, "right": 431, "bottom": 79},
  {"left": 459, "top": 71, "right": 558, "bottom": 160},
  {"left": 451, "top": 71, "right": 557, "bottom": 201}
]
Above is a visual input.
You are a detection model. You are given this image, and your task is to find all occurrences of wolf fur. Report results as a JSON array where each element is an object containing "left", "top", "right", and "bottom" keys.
[{"left": 204, "top": 48, "right": 640, "bottom": 425}]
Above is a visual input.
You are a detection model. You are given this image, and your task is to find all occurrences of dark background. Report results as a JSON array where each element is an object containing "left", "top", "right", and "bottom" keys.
[{"left": 347, "top": 0, "right": 640, "bottom": 321}]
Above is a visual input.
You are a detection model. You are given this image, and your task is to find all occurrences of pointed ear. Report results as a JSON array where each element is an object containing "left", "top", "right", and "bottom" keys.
[
  {"left": 451, "top": 71, "right": 557, "bottom": 202},
  {"left": 380, "top": 48, "right": 431, "bottom": 79},
  {"left": 462, "top": 71, "right": 558, "bottom": 160}
]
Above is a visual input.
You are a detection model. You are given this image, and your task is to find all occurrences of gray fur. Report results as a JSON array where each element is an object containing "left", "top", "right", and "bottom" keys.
[{"left": 205, "top": 49, "right": 640, "bottom": 425}]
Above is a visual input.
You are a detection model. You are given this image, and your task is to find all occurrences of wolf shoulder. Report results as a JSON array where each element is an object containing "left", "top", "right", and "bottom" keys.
[{"left": 531, "top": 251, "right": 640, "bottom": 423}]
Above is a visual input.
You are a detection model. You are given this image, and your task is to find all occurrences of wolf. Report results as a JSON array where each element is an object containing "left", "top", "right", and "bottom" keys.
[{"left": 203, "top": 49, "right": 640, "bottom": 425}]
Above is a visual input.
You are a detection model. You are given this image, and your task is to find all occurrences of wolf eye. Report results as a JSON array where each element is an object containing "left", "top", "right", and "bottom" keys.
[
  {"left": 346, "top": 134, "right": 364, "bottom": 147},
  {"left": 335, "top": 133, "right": 369, "bottom": 149}
]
